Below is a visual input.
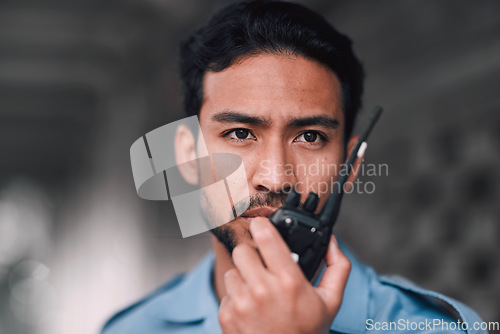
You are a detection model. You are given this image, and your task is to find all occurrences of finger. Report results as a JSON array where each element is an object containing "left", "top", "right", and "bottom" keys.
[
  {"left": 219, "top": 294, "right": 230, "bottom": 309},
  {"left": 316, "top": 235, "right": 351, "bottom": 312},
  {"left": 219, "top": 296, "right": 236, "bottom": 334},
  {"left": 224, "top": 268, "right": 247, "bottom": 299},
  {"left": 232, "top": 244, "right": 268, "bottom": 284},
  {"left": 249, "top": 217, "right": 302, "bottom": 276}
]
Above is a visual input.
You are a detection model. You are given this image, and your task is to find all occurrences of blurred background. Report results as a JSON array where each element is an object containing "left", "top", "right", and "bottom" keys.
[{"left": 0, "top": 0, "right": 499, "bottom": 333}]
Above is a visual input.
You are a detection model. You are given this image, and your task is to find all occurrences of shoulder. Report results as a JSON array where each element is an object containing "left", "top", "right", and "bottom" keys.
[
  {"left": 101, "top": 274, "right": 185, "bottom": 334},
  {"left": 365, "top": 266, "right": 486, "bottom": 334},
  {"left": 100, "top": 252, "right": 218, "bottom": 334},
  {"left": 335, "top": 241, "right": 486, "bottom": 334}
]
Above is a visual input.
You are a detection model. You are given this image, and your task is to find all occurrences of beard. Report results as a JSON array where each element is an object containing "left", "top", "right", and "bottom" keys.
[
  {"left": 210, "top": 225, "right": 238, "bottom": 255},
  {"left": 210, "top": 191, "right": 288, "bottom": 254}
]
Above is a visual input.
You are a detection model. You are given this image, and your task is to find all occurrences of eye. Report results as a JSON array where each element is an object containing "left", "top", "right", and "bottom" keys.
[
  {"left": 302, "top": 131, "right": 318, "bottom": 142},
  {"left": 222, "top": 128, "right": 256, "bottom": 141},
  {"left": 295, "top": 131, "right": 326, "bottom": 143},
  {"left": 233, "top": 129, "right": 251, "bottom": 139}
]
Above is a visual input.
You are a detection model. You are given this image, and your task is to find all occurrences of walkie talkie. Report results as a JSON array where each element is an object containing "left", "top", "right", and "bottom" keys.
[{"left": 269, "top": 106, "right": 383, "bottom": 281}]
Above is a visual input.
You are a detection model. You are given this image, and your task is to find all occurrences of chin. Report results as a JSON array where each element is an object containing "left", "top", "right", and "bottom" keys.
[{"left": 210, "top": 218, "right": 255, "bottom": 254}]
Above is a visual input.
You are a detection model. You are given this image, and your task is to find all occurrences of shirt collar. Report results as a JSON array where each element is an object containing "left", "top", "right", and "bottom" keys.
[
  {"left": 146, "top": 241, "right": 370, "bottom": 334},
  {"left": 145, "top": 252, "right": 220, "bottom": 329}
]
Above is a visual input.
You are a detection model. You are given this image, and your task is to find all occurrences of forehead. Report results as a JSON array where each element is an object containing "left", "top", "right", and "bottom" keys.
[{"left": 199, "top": 53, "right": 343, "bottom": 125}]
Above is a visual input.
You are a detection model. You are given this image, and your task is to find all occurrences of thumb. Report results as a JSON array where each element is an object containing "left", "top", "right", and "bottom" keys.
[{"left": 315, "top": 235, "right": 351, "bottom": 314}]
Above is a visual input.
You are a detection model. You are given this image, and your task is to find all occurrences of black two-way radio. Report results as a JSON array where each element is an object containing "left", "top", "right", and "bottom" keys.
[{"left": 269, "top": 106, "right": 383, "bottom": 281}]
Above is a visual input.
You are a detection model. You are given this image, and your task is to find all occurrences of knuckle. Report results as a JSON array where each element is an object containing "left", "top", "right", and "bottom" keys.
[
  {"left": 280, "top": 272, "right": 299, "bottom": 291},
  {"left": 232, "top": 244, "right": 252, "bottom": 261},
  {"left": 218, "top": 300, "right": 232, "bottom": 325},
  {"left": 253, "top": 225, "right": 274, "bottom": 243},
  {"left": 218, "top": 308, "right": 232, "bottom": 326},
  {"left": 224, "top": 268, "right": 237, "bottom": 282},
  {"left": 226, "top": 268, "right": 238, "bottom": 277},
  {"left": 234, "top": 298, "right": 253, "bottom": 314},
  {"left": 232, "top": 245, "right": 245, "bottom": 258},
  {"left": 250, "top": 283, "right": 268, "bottom": 301},
  {"left": 340, "top": 256, "right": 351, "bottom": 272}
]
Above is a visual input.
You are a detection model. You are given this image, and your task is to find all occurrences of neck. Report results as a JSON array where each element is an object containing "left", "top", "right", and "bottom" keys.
[{"left": 211, "top": 235, "right": 235, "bottom": 303}]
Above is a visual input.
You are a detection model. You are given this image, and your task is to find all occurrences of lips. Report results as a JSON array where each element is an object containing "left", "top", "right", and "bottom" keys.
[{"left": 240, "top": 206, "right": 277, "bottom": 218}]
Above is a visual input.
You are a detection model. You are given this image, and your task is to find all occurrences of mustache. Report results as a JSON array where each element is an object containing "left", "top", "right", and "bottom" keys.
[{"left": 233, "top": 191, "right": 288, "bottom": 215}]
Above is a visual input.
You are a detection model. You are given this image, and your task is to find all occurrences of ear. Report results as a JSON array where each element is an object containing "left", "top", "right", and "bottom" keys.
[
  {"left": 344, "top": 135, "right": 364, "bottom": 192},
  {"left": 174, "top": 124, "right": 199, "bottom": 185}
]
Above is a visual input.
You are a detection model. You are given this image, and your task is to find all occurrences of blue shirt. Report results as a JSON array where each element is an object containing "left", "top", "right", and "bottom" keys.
[{"left": 102, "top": 242, "right": 486, "bottom": 334}]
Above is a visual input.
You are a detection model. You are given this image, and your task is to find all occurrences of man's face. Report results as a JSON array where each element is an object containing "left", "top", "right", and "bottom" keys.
[{"left": 197, "top": 53, "right": 345, "bottom": 253}]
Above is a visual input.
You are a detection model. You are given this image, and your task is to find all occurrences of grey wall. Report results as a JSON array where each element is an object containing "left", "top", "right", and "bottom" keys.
[{"left": 0, "top": 0, "right": 498, "bottom": 333}]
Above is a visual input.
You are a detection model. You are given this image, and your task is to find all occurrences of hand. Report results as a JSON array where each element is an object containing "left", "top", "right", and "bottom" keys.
[{"left": 218, "top": 217, "right": 351, "bottom": 334}]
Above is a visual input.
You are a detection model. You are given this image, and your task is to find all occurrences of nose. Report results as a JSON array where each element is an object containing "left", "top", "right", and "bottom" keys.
[{"left": 250, "top": 139, "right": 297, "bottom": 194}]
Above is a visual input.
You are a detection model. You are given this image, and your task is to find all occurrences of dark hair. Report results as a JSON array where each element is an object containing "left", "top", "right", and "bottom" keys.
[{"left": 178, "top": 0, "right": 364, "bottom": 142}]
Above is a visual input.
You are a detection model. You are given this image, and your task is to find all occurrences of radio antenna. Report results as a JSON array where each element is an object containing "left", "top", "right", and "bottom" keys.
[{"left": 319, "top": 106, "right": 383, "bottom": 227}]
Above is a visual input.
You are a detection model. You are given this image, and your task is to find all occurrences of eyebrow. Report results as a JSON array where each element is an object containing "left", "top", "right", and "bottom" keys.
[
  {"left": 288, "top": 116, "right": 339, "bottom": 129},
  {"left": 211, "top": 110, "right": 339, "bottom": 130},
  {"left": 212, "top": 111, "right": 271, "bottom": 127}
]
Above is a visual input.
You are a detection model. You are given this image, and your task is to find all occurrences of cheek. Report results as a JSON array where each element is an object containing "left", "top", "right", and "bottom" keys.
[
  {"left": 294, "top": 155, "right": 343, "bottom": 198},
  {"left": 196, "top": 132, "right": 226, "bottom": 185},
  {"left": 197, "top": 128, "right": 236, "bottom": 158},
  {"left": 196, "top": 135, "right": 252, "bottom": 218},
  {"left": 196, "top": 133, "right": 209, "bottom": 157}
]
